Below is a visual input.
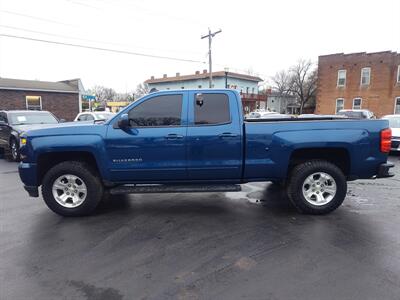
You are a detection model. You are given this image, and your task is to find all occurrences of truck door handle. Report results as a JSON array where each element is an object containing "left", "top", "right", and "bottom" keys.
[
  {"left": 219, "top": 132, "right": 238, "bottom": 138},
  {"left": 165, "top": 133, "right": 184, "bottom": 140}
]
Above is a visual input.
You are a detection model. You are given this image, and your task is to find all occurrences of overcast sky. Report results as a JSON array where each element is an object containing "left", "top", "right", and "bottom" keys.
[{"left": 0, "top": 0, "right": 399, "bottom": 93}]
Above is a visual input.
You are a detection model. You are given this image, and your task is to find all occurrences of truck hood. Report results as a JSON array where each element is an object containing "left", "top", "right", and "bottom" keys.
[
  {"left": 23, "top": 122, "right": 107, "bottom": 137},
  {"left": 13, "top": 123, "right": 62, "bottom": 134}
]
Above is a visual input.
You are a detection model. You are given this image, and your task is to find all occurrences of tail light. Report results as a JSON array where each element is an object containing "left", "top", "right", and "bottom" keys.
[{"left": 380, "top": 128, "right": 392, "bottom": 153}]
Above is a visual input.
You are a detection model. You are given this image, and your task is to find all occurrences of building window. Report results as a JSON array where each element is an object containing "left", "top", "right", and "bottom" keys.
[
  {"left": 252, "top": 87, "right": 255, "bottom": 94},
  {"left": 246, "top": 87, "right": 249, "bottom": 94},
  {"left": 395, "top": 97, "right": 400, "bottom": 114},
  {"left": 353, "top": 98, "right": 362, "bottom": 109},
  {"left": 397, "top": 65, "right": 400, "bottom": 83},
  {"left": 337, "top": 70, "right": 346, "bottom": 87},
  {"left": 336, "top": 98, "right": 344, "bottom": 113},
  {"left": 361, "top": 67, "right": 371, "bottom": 85},
  {"left": 26, "top": 96, "right": 42, "bottom": 110}
]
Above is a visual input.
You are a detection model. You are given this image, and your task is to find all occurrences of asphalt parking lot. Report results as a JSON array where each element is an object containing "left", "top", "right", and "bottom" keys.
[{"left": 1, "top": 155, "right": 400, "bottom": 300}]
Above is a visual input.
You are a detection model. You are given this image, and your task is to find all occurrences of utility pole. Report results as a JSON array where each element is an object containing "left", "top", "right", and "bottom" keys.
[{"left": 201, "top": 28, "right": 221, "bottom": 88}]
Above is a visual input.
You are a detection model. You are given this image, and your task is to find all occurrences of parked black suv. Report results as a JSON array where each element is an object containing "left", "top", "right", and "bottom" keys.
[{"left": 0, "top": 110, "right": 61, "bottom": 161}]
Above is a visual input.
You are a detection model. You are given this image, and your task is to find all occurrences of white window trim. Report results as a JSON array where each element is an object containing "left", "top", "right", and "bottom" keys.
[
  {"left": 352, "top": 98, "right": 362, "bottom": 109},
  {"left": 337, "top": 70, "right": 346, "bottom": 87},
  {"left": 397, "top": 65, "right": 400, "bottom": 83},
  {"left": 360, "top": 67, "right": 371, "bottom": 86},
  {"left": 336, "top": 98, "right": 344, "bottom": 114},
  {"left": 25, "top": 96, "right": 42, "bottom": 110},
  {"left": 395, "top": 97, "right": 400, "bottom": 114}
]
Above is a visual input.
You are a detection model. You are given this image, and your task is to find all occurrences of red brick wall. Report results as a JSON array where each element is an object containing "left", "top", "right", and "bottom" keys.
[
  {"left": 316, "top": 51, "right": 400, "bottom": 117},
  {"left": 0, "top": 90, "right": 79, "bottom": 121}
]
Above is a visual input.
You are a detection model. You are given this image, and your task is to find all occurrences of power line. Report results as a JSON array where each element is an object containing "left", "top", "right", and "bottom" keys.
[
  {"left": 0, "top": 33, "right": 206, "bottom": 64},
  {"left": 0, "top": 10, "right": 75, "bottom": 27},
  {"left": 0, "top": 24, "right": 205, "bottom": 56}
]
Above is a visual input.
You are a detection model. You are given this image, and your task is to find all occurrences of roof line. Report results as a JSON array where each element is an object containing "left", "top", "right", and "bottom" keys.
[{"left": 0, "top": 86, "right": 79, "bottom": 93}]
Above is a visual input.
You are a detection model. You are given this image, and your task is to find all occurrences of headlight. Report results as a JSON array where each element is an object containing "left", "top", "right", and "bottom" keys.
[{"left": 20, "top": 136, "right": 27, "bottom": 146}]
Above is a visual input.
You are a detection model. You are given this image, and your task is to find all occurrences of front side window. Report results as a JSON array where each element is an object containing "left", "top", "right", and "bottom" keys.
[
  {"left": 353, "top": 98, "right": 362, "bottom": 109},
  {"left": 128, "top": 94, "right": 182, "bottom": 127},
  {"left": 337, "top": 70, "right": 346, "bottom": 87},
  {"left": 194, "top": 93, "right": 230, "bottom": 125},
  {"left": 395, "top": 97, "right": 400, "bottom": 114},
  {"left": 361, "top": 67, "right": 371, "bottom": 85},
  {"left": 336, "top": 98, "right": 344, "bottom": 113},
  {"left": 26, "top": 96, "right": 42, "bottom": 110}
]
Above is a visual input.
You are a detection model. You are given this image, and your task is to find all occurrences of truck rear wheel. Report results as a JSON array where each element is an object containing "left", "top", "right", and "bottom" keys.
[
  {"left": 41, "top": 161, "right": 103, "bottom": 216},
  {"left": 286, "top": 160, "right": 347, "bottom": 215}
]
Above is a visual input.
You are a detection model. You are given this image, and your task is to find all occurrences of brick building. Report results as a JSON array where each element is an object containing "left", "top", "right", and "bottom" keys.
[
  {"left": 0, "top": 78, "right": 85, "bottom": 121},
  {"left": 316, "top": 51, "right": 400, "bottom": 117}
]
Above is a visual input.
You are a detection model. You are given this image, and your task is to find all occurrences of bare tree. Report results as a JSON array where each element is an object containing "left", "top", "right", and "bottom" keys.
[
  {"left": 289, "top": 60, "right": 317, "bottom": 113},
  {"left": 271, "top": 70, "right": 292, "bottom": 96},
  {"left": 88, "top": 86, "right": 117, "bottom": 103},
  {"left": 135, "top": 83, "right": 150, "bottom": 99},
  {"left": 271, "top": 60, "right": 317, "bottom": 114}
]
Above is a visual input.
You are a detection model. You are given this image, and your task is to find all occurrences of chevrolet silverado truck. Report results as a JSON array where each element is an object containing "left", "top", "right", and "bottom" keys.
[{"left": 18, "top": 89, "right": 394, "bottom": 216}]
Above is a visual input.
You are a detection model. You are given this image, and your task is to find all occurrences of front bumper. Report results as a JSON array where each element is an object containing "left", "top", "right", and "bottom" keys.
[
  {"left": 24, "top": 185, "right": 39, "bottom": 197},
  {"left": 376, "top": 162, "right": 395, "bottom": 178},
  {"left": 18, "top": 162, "right": 39, "bottom": 197}
]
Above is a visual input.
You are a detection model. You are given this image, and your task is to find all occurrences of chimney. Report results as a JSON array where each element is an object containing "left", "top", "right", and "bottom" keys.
[
  {"left": 150, "top": 76, "right": 155, "bottom": 80},
  {"left": 203, "top": 69, "right": 207, "bottom": 74},
  {"left": 195, "top": 71, "right": 200, "bottom": 75},
  {"left": 176, "top": 72, "right": 180, "bottom": 77},
  {"left": 163, "top": 74, "right": 167, "bottom": 78}
]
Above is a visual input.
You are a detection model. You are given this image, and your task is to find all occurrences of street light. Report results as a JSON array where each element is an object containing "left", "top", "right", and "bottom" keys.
[{"left": 224, "top": 67, "right": 229, "bottom": 88}]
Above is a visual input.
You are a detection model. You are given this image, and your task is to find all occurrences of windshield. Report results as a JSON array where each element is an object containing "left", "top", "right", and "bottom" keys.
[
  {"left": 384, "top": 117, "right": 400, "bottom": 128},
  {"left": 338, "top": 111, "right": 364, "bottom": 118},
  {"left": 9, "top": 112, "right": 59, "bottom": 125}
]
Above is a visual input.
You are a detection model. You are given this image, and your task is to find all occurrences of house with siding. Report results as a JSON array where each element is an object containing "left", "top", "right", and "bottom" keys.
[{"left": 145, "top": 70, "right": 266, "bottom": 113}]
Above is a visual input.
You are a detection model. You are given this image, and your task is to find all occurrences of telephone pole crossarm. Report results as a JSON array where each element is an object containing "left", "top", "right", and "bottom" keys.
[{"left": 201, "top": 28, "right": 222, "bottom": 88}]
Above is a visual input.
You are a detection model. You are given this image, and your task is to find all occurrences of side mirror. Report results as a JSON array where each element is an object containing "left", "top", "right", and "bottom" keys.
[{"left": 117, "top": 113, "right": 130, "bottom": 128}]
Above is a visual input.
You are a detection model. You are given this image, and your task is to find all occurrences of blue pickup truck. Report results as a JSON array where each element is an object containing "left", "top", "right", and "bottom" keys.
[{"left": 18, "top": 89, "right": 394, "bottom": 216}]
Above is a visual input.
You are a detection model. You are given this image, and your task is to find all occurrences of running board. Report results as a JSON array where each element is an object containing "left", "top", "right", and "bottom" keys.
[{"left": 109, "top": 184, "right": 241, "bottom": 195}]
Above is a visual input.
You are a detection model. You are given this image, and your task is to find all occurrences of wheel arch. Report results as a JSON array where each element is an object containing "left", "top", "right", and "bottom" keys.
[
  {"left": 288, "top": 147, "right": 351, "bottom": 178},
  {"left": 37, "top": 151, "right": 102, "bottom": 186}
]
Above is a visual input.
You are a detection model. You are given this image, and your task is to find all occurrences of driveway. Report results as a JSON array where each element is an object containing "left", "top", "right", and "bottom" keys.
[{"left": 1, "top": 155, "right": 400, "bottom": 299}]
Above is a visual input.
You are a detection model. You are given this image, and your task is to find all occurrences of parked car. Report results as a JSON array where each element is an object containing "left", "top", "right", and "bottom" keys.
[
  {"left": 337, "top": 109, "right": 375, "bottom": 119},
  {"left": 18, "top": 89, "right": 393, "bottom": 217},
  {"left": 74, "top": 112, "right": 115, "bottom": 122},
  {"left": 246, "top": 111, "right": 291, "bottom": 119},
  {"left": 0, "top": 110, "right": 60, "bottom": 161},
  {"left": 382, "top": 114, "right": 400, "bottom": 152}
]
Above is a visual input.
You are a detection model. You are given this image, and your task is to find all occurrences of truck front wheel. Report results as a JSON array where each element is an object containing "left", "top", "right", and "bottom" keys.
[
  {"left": 286, "top": 160, "right": 347, "bottom": 215},
  {"left": 41, "top": 161, "right": 103, "bottom": 216}
]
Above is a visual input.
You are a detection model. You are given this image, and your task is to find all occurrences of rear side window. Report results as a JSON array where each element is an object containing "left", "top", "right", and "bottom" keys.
[
  {"left": 128, "top": 94, "right": 182, "bottom": 127},
  {"left": 77, "top": 114, "right": 87, "bottom": 121},
  {"left": 194, "top": 93, "right": 230, "bottom": 125}
]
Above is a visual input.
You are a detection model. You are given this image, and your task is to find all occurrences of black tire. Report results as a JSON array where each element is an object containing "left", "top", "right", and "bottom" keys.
[
  {"left": 286, "top": 160, "right": 347, "bottom": 215},
  {"left": 8, "top": 138, "right": 20, "bottom": 162},
  {"left": 41, "top": 161, "right": 103, "bottom": 217}
]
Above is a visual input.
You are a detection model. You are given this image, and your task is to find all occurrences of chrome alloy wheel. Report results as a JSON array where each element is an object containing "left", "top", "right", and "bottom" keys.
[
  {"left": 52, "top": 174, "right": 87, "bottom": 208},
  {"left": 11, "top": 140, "right": 18, "bottom": 160},
  {"left": 302, "top": 172, "right": 337, "bottom": 206}
]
